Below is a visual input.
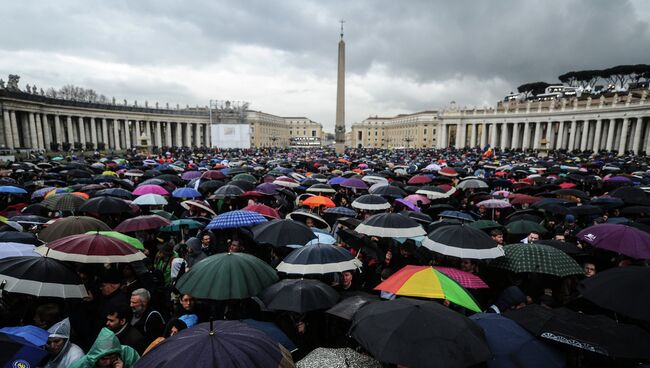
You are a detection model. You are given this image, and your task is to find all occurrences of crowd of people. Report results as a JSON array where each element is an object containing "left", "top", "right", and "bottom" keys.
[{"left": 0, "top": 146, "right": 649, "bottom": 368}]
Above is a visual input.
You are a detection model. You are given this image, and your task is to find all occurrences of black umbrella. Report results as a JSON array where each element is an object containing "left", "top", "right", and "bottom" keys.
[
  {"left": 326, "top": 292, "right": 379, "bottom": 320},
  {"left": 504, "top": 304, "right": 650, "bottom": 359},
  {"left": 78, "top": 196, "right": 132, "bottom": 215},
  {"left": 536, "top": 239, "right": 584, "bottom": 255},
  {"left": 355, "top": 213, "right": 425, "bottom": 238},
  {"left": 252, "top": 219, "right": 317, "bottom": 248},
  {"left": 368, "top": 185, "right": 406, "bottom": 199},
  {"left": 569, "top": 205, "right": 604, "bottom": 216},
  {"left": 589, "top": 197, "right": 624, "bottom": 210},
  {"left": 230, "top": 180, "right": 256, "bottom": 192},
  {"left": 198, "top": 180, "right": 224, "bottom": 193},
  {"left": 610, "top": 186, "right": 650, "bottom": 206},
  {"left": 350, "top": 298, "right": 491, "bottom": 368},
  {"left": 276, "top": 243, "right": 360, "bottom": 275},
  {"left": 154, "top": 174, "right": 184, "bottom": 186},
  {"left": 210, "top": 184, "right": 244, "bottom": 199},
  {"left": 8, "top": 215, "right": 49, "bottom": 225},
  {"left": 351, "top": 194, "right": 390, "bottom": 211},
  {"left": 38, "top": 216, "right": 112, "bottom": 242},
  {"left": 94, "top": 188, "right": 133, "bottom": 199},
  {"left": 422, "top": 224, "right": 504, "bottom": 259},
  {"left": 579, "top": 266, "right": 650, "bottom": 322},
  {"left": 258, "top": 279, "right": 339, "bottom": 313},
  {"left": 0, "top": 256, "right": 88, "bottom": 298},
  {"left": 0, "top": 232, "right": 42, "bottom": 245},
  {"left": 620, "top": 205, "right": 650, "bottom": 216}
]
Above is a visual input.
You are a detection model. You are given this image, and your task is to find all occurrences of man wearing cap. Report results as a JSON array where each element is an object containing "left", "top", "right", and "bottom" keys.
[{"left": 554, "top": 214, "right": 582, "bottom": 242}]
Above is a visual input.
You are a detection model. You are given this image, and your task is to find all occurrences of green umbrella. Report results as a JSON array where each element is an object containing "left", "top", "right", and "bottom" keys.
[
  {"left": 86, "top": 231, "right": 144, "bottom": 251},
  {"left": 176, "top": 252, "right": 279, "bottom": 300},
  {"left": 232, "top": 173, "right": 257, "bottom": 183},
  {"left": 489, "top": 243, "right": 583, "bottom": 277},
  {"left": 160, "top": 219, "right": 205, "bottom": 232},
  {"left": 468, "top": 220, "right": 503, "bottom": 231},
  {"left": 505, "top": 220, "right": 547, "bottom": 235},
  {"left": 150, "top": 210, "right": 178, "bottom": 221}
]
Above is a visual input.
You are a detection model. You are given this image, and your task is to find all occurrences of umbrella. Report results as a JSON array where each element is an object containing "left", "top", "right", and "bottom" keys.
[
  {"left": 240, "top": 319, "right": 296, "bottom": 352},
  {"left": 469, "top": 313, "right": 566, "bottom": 368},
  {"left": 297, "top": 348, "right": 382, "bottom": 368},
  {"left": 325, "top": 293, "right": 379, "bottom": 320},
  {"left": 504, "top": 304, "right": 650, "bottom": 359},
  {"left": 206, "top": 210, "right": 268, "bottom": 230},
  {"left": 0, "top": 332, "right": 49, "bottom": 368},
  {"left": 276, "top": 243, "right": 360, "bottom": 275},
  {"left": 374, "top": 265, "right": 482, "bottom": 312},
  {"left": 244, "top": 204, "right": 280, "bottom": 219},
  {"left": 41, "top": 193, "right": 87, "bottom": 212},
  {"left": 369, "top": 184, "right": 406, "bottom": 198},
  {"left": 181, "top": 171, "right": 202, "bottom": 180},
  {"left": 505, "top": 220, "right": 547, "bottom": 235},
  {"left": 36, "top": 233, "right": 146, "bottom": 263},
  {"left": 457, "top": 179, "right": 489, "bottom": 189},
  {"left": 0, "top": 232, "right": 41, "bottom": 246},
  {"left": 94, "top": 188, "right": 133, "bottom": 199},
  {"left": 0, "top": 325, "right": 48, "bottom": 347},
  {"left": 589, "top": 196, "right": 624, "bottom": 210},
  {"left": 78, "top": 196, "right": 132, "bottom": 214},
  {"left": 0, "top": 256, "right": 88, "bottom": 298},
  {"left": 305, "top": 184, "right": 336, "bottom": 194},
  {"left": 160, "top": 219, "right": 204, "bottom": 232},
  {"left": 620, "top": 205, "right": 650, "bottom": 216},
  {"left": 86, "top": 231, "right": 144, "bottom": 251},
  {"left": 176, "top": 252, "right": 278, "bottom": 300},
  {"left": 355, "top": 213, "right": 425, "bottom": 238},
  {"left": 38, "top": 216, "right": 111, "bottom": 242},
  {"left": 407, "top": 175, "right": 433, "bottom": 185},
  {"left": 211, "top": 184, "right": 245, "bottom": 199},
  {"left": 0, "top": 185, "right": 27, "bottom": 194},
  {"left": 568, "top": 205, "right": 604, "bottom": 216},
  {"left": 133, "top": 193, "right": 168, "bottom": 206},
  {"left": 433, "top": 266, "right": 489, "bottom": 289},
  {"left": 302, "top": 196, "right": 336, "bottom": 208},
  {"left": 350, "top": 298, "right": 491, "bottom": 368},
  {"left": 510, "top": 194, "right": 542, "bottom": 205},
  {"left": 403, "top": 194, "right": 431, "bottom": 205},
  {"left": 422, "top": 224, "right": 504, "bottom": 259},
  {"left": 232, "top": 173, "right": 257, "bottom": 183},
  {"left": 476, "top": 199, "right": 512, "bottom": 209},
  {"left": 351, "top": 194, "right": 390, "bottom": 211},
  {"left": 489, "top": 243, "right": 583, "bottom": 277},
  {"left": 201, "top": 170, "right": 227, "bottom": 180},
  {"left": 579, "top": 266, "right": 650, "bottom": 322},
  {"left": 252, "top": 219, "right": 317, "bottom": 248},
  {"left": 536, "top": 239, "right": 584, "bottom": 255},
  {"left": 180, "top": 200, "right": 216, "bottom": 216},
  {"left": 273, "top": 177, "right": 300, "bottom": 188},
  {"left": 577, "top": 223, "right": 650, "bottom": 259},
  {"left": 256, "top": 183, "right": 279, "bottom": 195},
  {"left": 340, "top": 178, "right": 368, "bottom": 190},
  {"left": 172, "top": 187, "right": 202, "bottom": 198},
  {"left": 132, "top": 184, "right": 169, "bottom": 196},
  {"left": 259, "top": 279, "right": 339, "bottom": 313},
  {"left": 0, "top": 242, "right": 38, "bottom": 258},
  {"left": 439, "top": 210, "right": 475, "bottom": 222},
  {"left": 286, "top": 211, "right": 330, "bottom": 231},
  {"left": 133, "top": 321, "right": 293, "bottom": 368},
  {"left": 114, "top": 215, "right": 171, "bottom": 232},
  {"left": 467, "top": 220, "right": 503, "bottom": 232},
  {"left": 324, "top": 207, "right": 357, "bottom": 217}
]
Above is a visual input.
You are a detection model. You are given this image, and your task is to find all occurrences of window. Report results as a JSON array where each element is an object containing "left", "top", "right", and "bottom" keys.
[
  {"left": 311, "top": 130, "right": 316, "bottom": 137},
  {"left": 290, "top": 130, "right": 292, "bottom": 135},
  {"left": 424, "top": 128, "right": 427, "bottom": 135}
]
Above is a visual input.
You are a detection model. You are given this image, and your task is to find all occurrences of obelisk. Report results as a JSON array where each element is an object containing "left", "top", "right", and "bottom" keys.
[{"left": 334, "top": 21, "right": 346, "bottom": 154}]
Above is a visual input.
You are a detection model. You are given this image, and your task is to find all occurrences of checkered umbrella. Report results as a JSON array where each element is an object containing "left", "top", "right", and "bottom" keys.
[
  {"left": 41, "top": 193, "right": 87, "bottom": 212},
  {"left": 206, "top": 210, "right": 268, "bottom": 230},
  {"left": 489, "top": 243, "right": 583, "bottom": 277},
  {"left": 433, "top": 266, "right": 489, "bottom": 289}
]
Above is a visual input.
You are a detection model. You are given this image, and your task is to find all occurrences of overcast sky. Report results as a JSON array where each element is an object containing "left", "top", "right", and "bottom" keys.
[{"left": 2, "top": 0, "right": 650, "bottom": 132}]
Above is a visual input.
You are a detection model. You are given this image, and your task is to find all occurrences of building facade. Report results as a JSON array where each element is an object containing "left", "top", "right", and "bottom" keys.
[
  {"left": 352, "top": 91, "right": 650, "bottom": 155},
  {"left": 0, "top": 86, "right": 324, "bottom": 151}
]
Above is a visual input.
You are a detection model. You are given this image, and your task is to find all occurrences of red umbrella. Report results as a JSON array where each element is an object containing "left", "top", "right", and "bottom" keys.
[
  {"left": 509, "top": 194, "right": 542, "bottom": 205},
  {"left": 114, "top": 215, "right": 171, "bottom": 232},
  {"left": 433, "top": 266, "right": 489, "bottom": 289},
  {"left": 240, "top": 191, "right": 265, "bottom": 199},
  {"left": 36, "top": 233, "right": 146, "bottom": 263},
  {"left": 407, "top": 175, "right": 432, "bottom": 185},
  {"left": 201, "top": 170, "right": 226, "bottom": 180},
  {"left": 243, "top": 204, "right": 280, "bottom": 219},
  {"left": 559, "top": 182, "right": 577, "bottom": 189},
  {"left": 303, "top": 196, "right": 336, "bottom": 208},
  {"left": 439, "top": 167, "right": 458, "bottom": 177}
]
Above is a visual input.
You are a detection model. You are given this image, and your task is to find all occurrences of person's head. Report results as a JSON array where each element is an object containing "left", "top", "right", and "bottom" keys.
[
  {"left": 342, "top": 271, "right": 353, "bottom": 288},
  {"left": 564, "top": 214, "right": 576, "bottom": 227},
  {"left": 33, "top": 303, "right": 62, "bottom": 330},
  {"left": 46, "top": 337, "right": 66, "bottom": 356},
  {"left": 527, "top": 232, "right": 540, "bottom": 243},
  {"left": 305, "top": 217, "right": 315, "bottom": 228},
  {"left": 201, "top": 234, "right": 211, "bottom": 247},
  {"left": 478, "top": 205, "right": 487, "bottom": 215},
  {"left": 460, "top": 258, "right": 478, "bottom": 273},
  {"left": 105, "top": 304, "right": 132, "bottom": 332},
  {"left": 163, "top": 318, "right": 188, "bottom": 338},
  {"left": 490, "top": 229, "right": 504, "bottom": 245},
  {"left": 553, "top": 232, "right": 566, "bottom": 242},
  {"left": 180, "top": 294, "right": 195, "bottom": 312},
  {"left": 583, "top": 261, "right": 597, "bottom": 278},
  {"left": 99, "top": 269, "right": 122, "bottom": 296},
  {"left": 95, "top": 352, "right": 120, "bottom": 367},
  {"left": 228, "top": 239, "right": 241, "bottom": 253},
  {"left": 130, "top": 288, "right": 150, "bottom": 315}
]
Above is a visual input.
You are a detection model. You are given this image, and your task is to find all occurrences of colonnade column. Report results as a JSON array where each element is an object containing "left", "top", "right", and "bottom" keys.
[
  {"left": 175, "top": 122, "right": 182, "bottom": 147},
  {"left": 90, "top": 118, "right": 98, "bottom": 148},
  {"left": 579, "top": 121, "right": 589, "bottom": 151},
  {"left": 165, "top": 122, "right": 172, "bottom": 147},
  {"left": 489, "top": 123, "right": 498, "bottom": 147},
  {"left": 66, "top": 116, "right": 74, "bottom": 144},
  {"left": 124, "top": 120, "right": 131, "bottom": 148},
  {"left": 454, "top": 124, "right": 461, "bottom": 147},
  {"left": 511, "top": 123, "right": 520, "bottom": 150},
  {"left": 34, "top": 114, "right": 44, "bottom": 150},
  {"left": 2, "top": 109, "right": 14, "bottom": 149},
  {"left": 605, "top": 120, "right": 616, "bottom": 151},
  {"left": 79, "top": 118, "right": 87, "bottom": 147},
  {"left": 28, "top": 113, "right": 38, "bottom": 149},
  {"left": 618, "top": 118, "right": 629, "bottom": 155},
  {"left": 479, "top": 123, "right": 487, "bottom": 148},
  {"left": 568, "top": 120, "right": 577, "bottom": 151},
  {"left": 101, "top": 119, "right": 109, "bottom": 149},
  {"left": 531, "top": 122, "right": 541, "bottom": 150},
  {"left": 113, "top": 120, "right": 121, "bottom": 150},
  {"left": 204, "top": 123, "right": 211, "bottom": 147},
  {"left": 591, "top": 119, "right": 602, "bottom": 152},
  {"left": 184, "top": 123, "right": 191, "bottom": 147},
  {"left": 632, "top": 117, "right": 644, "bottom": 154},
  {"left": 42, "top": 115, "right": 52, "bottom": 151},
  {"left": 9, "top": 111, "right": 19, "bottom": 148},
  {"left": 155, "top": 122, "right": 162, "bottom": 147},
  {"left": 556, "top": 122, "right": 565, "bottom": 149},
  {"left": 522, "top": 122, "right": 531, "bottom": 150},
  {"left": 500, "top": 123, "right": 509, "bottom": 149},
  {"left": 193, "top": 122, "right": 200, "bottom": 147},
  {"left": 54, "top": 115, "right": 62, "bottom": 149}
]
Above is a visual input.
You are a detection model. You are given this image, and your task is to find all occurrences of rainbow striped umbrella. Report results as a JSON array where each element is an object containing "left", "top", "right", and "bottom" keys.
[{"left": 374, "top": 265, "right": 482, "bottom": 312}]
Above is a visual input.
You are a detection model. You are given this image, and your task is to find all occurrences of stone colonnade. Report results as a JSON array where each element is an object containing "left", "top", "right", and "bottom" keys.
[
  {"left": 438, "top": 116, "right": 650, "bottom": 156},
  {"left": 0, "top": 107, "right": 211, "bottom": 151}
]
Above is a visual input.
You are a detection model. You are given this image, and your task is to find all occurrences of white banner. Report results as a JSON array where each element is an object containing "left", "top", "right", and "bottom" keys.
[{"left": 210, "top": 124, "right": 251, "bottom": 149}]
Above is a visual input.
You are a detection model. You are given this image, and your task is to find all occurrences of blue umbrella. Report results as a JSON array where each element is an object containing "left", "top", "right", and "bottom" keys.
[
  {"left": 306, "top": 231, "right": 336, "bottom": 246},
  {"left": 241, "top": 319, "right": 297, "bottom": 352},
  {"left": 0, "top": 332, "right": 48, "bottom": 368},
  {"left": 324, "top": 207, "right": 357, "bottom": 217},
  {"left": 160, "top": 219, "right": 205, "bottom": 232},
  {"left": 470, "top": 313, "right": 565, "bottom": 368},
  {"left": 0, "top": 325, "right": 49, "bottom": 347},
  {"left": 439, "top": 210, "right": 475, "bottom": 222},
  {"left": 172, "top": 187, "right": 202, "bottom": 198},
  {"left": 327, "top": 177, "right": 346, "bottom": 185},
  {"left": 0, "top": 186, "right": 27, "bottom": 195},
  {"left": 206, "top": 210, "right": 268, "bottom": 230}
]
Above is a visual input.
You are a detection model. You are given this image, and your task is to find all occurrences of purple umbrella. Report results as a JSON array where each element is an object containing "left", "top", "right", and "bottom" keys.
[
  {"left": 133, "top": 321, "right": 293, "bottom": 368},
  {"left": 395, "top": 198, "right": 420, "bottom": 212},
  {"left": 605, "top": 176, "right": 632, "bottom": 182},
  {"left": 327, "top": 177, "right": 346, "bottom": 185},
  {"left": 577, "top": 224, "right": 650, "bottom": 259},
  {"left": 256, "top": 183, "right": 278, "bottom": 196},
  {"left": 341, "top": 178, "right": 368, "bottom": 190},
  {"left": 181, "top": 171, "right": 202, "bottom": 180}
]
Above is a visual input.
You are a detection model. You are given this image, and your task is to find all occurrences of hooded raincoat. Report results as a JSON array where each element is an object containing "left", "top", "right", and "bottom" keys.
[
  {"left": 68, "top": 327, "right": 140, "bottom": 368},
  {"left": 43, "top": 318, "right": 85, "bottom": 368}
]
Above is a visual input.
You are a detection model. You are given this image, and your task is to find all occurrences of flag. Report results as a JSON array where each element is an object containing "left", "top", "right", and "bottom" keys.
[{"left": 482, "top": 145, "right": 494, "bottom": 158}]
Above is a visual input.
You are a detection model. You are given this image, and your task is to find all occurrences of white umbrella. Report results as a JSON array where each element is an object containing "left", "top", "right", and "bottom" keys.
[
  {"left": 0, "top": 242, "right": 40, "bottom": 259},
  {"left": 133, "top": 193, "right": 168, "bottom": 206}
]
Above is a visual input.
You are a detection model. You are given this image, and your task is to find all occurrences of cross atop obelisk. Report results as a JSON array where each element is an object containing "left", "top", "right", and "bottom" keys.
[{"left": 334, "top": 20, "right": 346, "bottom": 154}]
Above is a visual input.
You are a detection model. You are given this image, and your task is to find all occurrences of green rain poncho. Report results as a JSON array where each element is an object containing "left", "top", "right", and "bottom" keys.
[{"left": 68, "top": 327, "right": 140, "bottom": 368}]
